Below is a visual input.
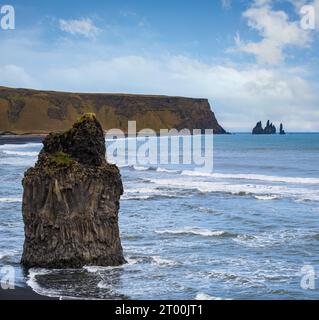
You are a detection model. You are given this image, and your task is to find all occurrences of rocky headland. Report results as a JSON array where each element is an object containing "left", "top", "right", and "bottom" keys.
[
  {"left": 0, "top": 86, "right": 226, "bottom": 135},
  {"left": 21, "top": 113, "right": 126, "bottom": 268}
]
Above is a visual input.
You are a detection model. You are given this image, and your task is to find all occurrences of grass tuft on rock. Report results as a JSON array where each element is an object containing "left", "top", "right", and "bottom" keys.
[
  {"left": 76, "top": 113, "right": 97, "bottom": 124},
  {"left": 48, "top": 151, "right": 74, "bottom": 167}
]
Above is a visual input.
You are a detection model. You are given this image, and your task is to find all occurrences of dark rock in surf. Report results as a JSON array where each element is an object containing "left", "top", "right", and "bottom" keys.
[
  {"left": 21, "top": 113, "right": 126, "bottom": 268},
  {"left": 252, "top": 121, "right": 264, "bottom": 134},
  {"left": 263, "top": 120, "right": 276, "bottom": 134},
  {"left": 252, "top": 120, "right": 277, "bottom": 135},
  {"left": 279, "top": 123, "right": 286, "bottom": 135}
]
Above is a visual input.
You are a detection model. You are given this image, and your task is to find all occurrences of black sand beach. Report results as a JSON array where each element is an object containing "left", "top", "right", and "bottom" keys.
[{"left": 0, "top": 286, "right": 57, "bottom": 300}]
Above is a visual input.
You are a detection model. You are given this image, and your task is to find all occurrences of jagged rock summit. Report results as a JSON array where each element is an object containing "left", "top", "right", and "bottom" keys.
[
  {"left": 41, "top": 113, "right": 106, "bottom": 166},
  {"left": 252, "top": 121, "right": 264, "bottom": 135},
  {"left": 21, "top": 113, "right": 126, "bottom": 268},
  {"left": 252, "top": 120, "right": 279, "bottom": 135},
  {"left": 263, "top": 120, "right": 276, "bottom": 134}
]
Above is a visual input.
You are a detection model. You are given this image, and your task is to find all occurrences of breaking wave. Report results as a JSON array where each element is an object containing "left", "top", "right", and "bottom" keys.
[
  {"left": 122, "top": 187, "right": 182, "bottom": 200},
  {"left": 0, "top": 143, "right": 41, "bottom": 150},
  {"left": 27, "top": 268, "right": 62, "bottom": 299},
  {"left": 181, "top": 170, "right": 319, "bottom": 185},
  {"left": 155, "top": 227, "right": 237, "bottom": 238},
  {"left": 254, "top": 195, "right": 280, "bottom": 201},
  {"left": 148, "top": 178, "right": 319, "bottom": 202},
  {"left": 151, "top": 256, "right": 179, "bottom": 267},
  {"left": 2, "top": 150, "right": 38, "bottom": 157},
  {"left": 0, "top": 197, "right": 22, "bottom": 203},
  {"left": 195, "top": 293, "right": 226, "bottom": 300}
]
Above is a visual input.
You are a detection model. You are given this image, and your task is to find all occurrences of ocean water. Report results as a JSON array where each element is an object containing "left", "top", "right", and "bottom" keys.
[{"left": 0, "top": 133, "right": 319, "bottom": 300}]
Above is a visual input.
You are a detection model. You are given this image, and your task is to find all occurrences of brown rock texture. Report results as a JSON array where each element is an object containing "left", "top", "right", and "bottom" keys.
[
  {"left": 0, "top": 86, "right": 226, "bottom": 134},
  {"left": 21, "top": 113, "right": 126, "bottom": 268}
]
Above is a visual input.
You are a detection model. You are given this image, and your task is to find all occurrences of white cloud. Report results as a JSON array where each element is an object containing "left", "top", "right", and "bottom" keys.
[
  {"left": 59, "top": 18, "right": 99, "bottom": 38},
  {"left": 21, "top": 54, "right": 317, "bottom": 131},
  {"left": 314, "top": 0, "right": 319, "bottom": 30},
  {"left": 0, "top": 64, "right": 37, "bottom": 88},
  {"left": 0, "top": 53, "right": 318, "bottom": 131},
  {"left": 233, "top": 0, "right": 311, "bottom": 64}
]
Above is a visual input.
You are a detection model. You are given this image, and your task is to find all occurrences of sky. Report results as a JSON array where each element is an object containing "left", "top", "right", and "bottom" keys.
[{"left": 0, "top": 0, "right": 319, "bottom": 131}]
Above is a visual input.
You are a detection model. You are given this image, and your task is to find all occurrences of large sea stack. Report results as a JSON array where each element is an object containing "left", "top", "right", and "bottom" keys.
[{"left": 21, "top": 113, "right": 125, "bottom": 268}]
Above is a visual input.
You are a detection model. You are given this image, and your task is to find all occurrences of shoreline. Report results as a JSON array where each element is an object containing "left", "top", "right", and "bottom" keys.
[{"left": 0, "top": 286, "right": 57, "bottom": 300}]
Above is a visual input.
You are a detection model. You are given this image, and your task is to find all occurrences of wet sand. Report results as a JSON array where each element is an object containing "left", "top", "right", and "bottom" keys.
[{"left": 0, "top": 286, "right": 57, "bottom": 300}]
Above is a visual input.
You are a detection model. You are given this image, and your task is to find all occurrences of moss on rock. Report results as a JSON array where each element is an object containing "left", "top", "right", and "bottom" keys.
[{"left": 48, "top": 151, "right": 74, "bottom": 167}]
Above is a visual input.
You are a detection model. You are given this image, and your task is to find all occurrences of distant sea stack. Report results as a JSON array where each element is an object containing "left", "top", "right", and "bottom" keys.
[
  {"left": 263, "top": 120, "right": 276, "bottom": 134},
  {"left": 279, "top": 123, "right": 286, "bottom": 135},
  {"left": 0, "top": 86, "right": 226, "bottom": 134},
  {"left": 21, "top": 113, "right": 126, "bottom": 268},
  {"left": 252, "top": 121, "right": 264, "bottom": 135},
  {"left": 252, "top": 120, "right": 284, "bottom": 135}
]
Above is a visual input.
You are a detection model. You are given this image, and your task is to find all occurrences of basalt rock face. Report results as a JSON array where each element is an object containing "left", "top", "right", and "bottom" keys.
[
  {"left": 252, "top": 120, "right": 277, "bottom": 135},
  {"left": 264, "top": 120, "right": 276, "bottom": 134},
  {"left": 279, "top": 123, "right": 286, "bottom": 135},
  {"left": 252, "top": 121, "right": 264, "bottom": 134},
  {"left": 21, "top": 113, "right": 126, "bottom": 268},
  {"left": 0, "top": 86, "right": 227, "bottom": 134}
]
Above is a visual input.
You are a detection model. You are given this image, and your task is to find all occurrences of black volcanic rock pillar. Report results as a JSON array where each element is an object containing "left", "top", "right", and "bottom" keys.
[{"left": 21, "top": 113, "right": 126, "bottom": 268}]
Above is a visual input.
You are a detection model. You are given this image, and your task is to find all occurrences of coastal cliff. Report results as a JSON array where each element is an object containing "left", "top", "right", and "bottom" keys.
[
  {"left": 21, "top": 113, "right": 125, "bottom": 268},
  {"left": 0, "top": 86, "right": 226, "bottom": 134}
]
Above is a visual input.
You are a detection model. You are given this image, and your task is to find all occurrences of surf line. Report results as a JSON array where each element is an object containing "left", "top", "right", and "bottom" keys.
[{"left": 115, "top": 304, "right": 149, "bottom": 318}]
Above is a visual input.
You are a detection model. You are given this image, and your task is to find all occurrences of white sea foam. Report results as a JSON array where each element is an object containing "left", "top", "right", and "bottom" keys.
[
  {"left": 0, "top": 143, "right": 41, "bottom": 150},
  {"left": 155, "top": 227, "right": 234, "bottom": 238},
  {"left": 0, "top": 197, "right": 22, "bottom": 203},
  {"left": 148, "top": 178, "right": 319, "bottom": 202},
  {"left": 233, "top": 229, "right": 308, "bottom": 248},
  {"left": 122, "top": 187, "right": 180, "bottom": 200},
  {"left": 132, "top": 166, "right": 150, "bottom": 171},
  {"left": 195, "top": 293, "right": 224, "bottom": 300},
  {"left": 83, "top": 265, "right": 123, "bottom": 273},
  {"left": 2, "top": 150, "right": 38, "bottom": 157},
  {"left": 0, "top": 250, "right": 18, "bottom": 260},
  {"left": 181, "top": 171, "right": 319, "bottom": 185},
  {"left": 97, "top": 281, "right": 112, "bottom": 289},
  {"left": 0, "top": 157, "right": 36, "bottom": 166},
  {"left": 125, "top": 257, "right": 144, "bottom": 265},
  {"left": 122, "top": 194, "right": 153, "bottom": 200},
  {"left": 254, "top": 195, "right": 280, "bottom": 201},
  {"left": 83, "top": 256, "right": 142, "bottom": 273},
  {"left": 151, "top": 256, "right": 178, "bottom": 267},
  {"left": 124, "top": 187, "right": 158, "bottom": 194},
  {"left": 27, "top": 268, "right": 62, "bottom": 299},
  {"left": 156, "top": 168, "right": 181, "bottom": 174}
]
